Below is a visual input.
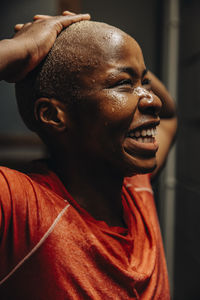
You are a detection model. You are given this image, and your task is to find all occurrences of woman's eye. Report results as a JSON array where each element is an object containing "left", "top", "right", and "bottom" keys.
[
  {"left": 142, "top": 78, "right": 151, "bottom": 88},
  {"left": 115, "top": 79, "right": 133, "bottom": 87},
  {"left": 107, "top": 78, "right": 133, "bottom": 90}
]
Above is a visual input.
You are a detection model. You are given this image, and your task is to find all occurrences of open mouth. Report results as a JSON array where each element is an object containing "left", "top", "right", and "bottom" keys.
[{"left": 126, "top": 126, "right": 157, "bottom": 143}]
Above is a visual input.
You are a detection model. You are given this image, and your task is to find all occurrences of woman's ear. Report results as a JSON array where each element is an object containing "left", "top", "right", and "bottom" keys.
[{"left": 34, "top": 98, "right": 67, "bottom": 132}]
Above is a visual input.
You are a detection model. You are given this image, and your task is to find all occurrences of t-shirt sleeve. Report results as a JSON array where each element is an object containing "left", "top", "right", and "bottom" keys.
[
  {"left": 0, "top": 167, "right": 15, "bottom": 234},
  {"left": 0, "top": 167, "right": 43, "bottom": 278},
  {"left": 0, "top": 167, "right": 39, "bottom": 246}
]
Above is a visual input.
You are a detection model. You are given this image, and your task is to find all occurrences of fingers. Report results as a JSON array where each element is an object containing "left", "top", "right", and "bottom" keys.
[
  {"left": 33, "top": 11, "right": 76, "bottom": 20},
  {"left": 33, "top": 13, "right": 91, "bottom": 33},
  {"left": 14, "top": 22, "right": 32, "bottom": 32},
  {"left": 14, "top": 24, "right": 24, "bottom": 32},
  {"left": 56, "top": 13, "right": 91, "bottom": 28},
  {"left": 14, "top": 14, "right": 53, "bottom": 30},
  {"left": 14, "top": 11, "right": 91, "bottom": 33},
  {"left": 33, "top": 15, "right": 52, "bottom": 21},
  {"left": 62, "top": 11, "right": 76, "bottom": 16}
]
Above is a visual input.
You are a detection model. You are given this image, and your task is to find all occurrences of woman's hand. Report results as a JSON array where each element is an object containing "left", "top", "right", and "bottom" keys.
[{"left": 0, "top": 11, "right": 90, "bottom": 82}]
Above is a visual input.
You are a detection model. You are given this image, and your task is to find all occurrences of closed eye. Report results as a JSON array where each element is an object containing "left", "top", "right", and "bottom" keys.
[
  {"left": 112, "top": 79, "right": 133, "bottom": 87},
  {"left": 142, "top": 78, "right": 151, "bottom": 90}
]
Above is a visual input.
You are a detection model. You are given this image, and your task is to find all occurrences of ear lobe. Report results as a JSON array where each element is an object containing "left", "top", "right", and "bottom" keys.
[{"left": 34, "top": 98, "right": 67, "bottom": 131}]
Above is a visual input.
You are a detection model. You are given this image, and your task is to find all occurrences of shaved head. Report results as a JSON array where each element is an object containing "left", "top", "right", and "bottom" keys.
[{"left": 15, "top": 21, "right": 127, "bottom": 131}]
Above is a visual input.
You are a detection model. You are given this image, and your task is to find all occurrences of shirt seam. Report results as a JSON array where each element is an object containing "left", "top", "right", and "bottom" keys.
[{"left": 0, "top": 203, "right": 70, "bottom": 286}]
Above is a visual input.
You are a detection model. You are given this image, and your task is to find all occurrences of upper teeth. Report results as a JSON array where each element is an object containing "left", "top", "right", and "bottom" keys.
[{"left": 129, "top": 127, "right": 157, "bottom": 138}]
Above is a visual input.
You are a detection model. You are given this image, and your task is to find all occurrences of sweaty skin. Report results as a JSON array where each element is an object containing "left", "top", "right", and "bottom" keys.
[
  {"left": 15, "top": 20, "right": 176, "bottom": 226},
  {"left": 62, "top": 30, "right": 162, "bottom": 177}
]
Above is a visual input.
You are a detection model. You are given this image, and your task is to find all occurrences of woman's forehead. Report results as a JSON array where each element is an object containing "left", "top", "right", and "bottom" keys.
[
  {"left": 60, "top": 20, "right": 130, "bottom": 53},
  {"left": 51, "top": 20, "right": 143, "bottom": 73}
]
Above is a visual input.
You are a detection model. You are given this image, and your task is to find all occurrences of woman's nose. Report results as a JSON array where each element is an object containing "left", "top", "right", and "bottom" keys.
[{"left": 134, "top": 86, "right": 162, "bottom": 115}]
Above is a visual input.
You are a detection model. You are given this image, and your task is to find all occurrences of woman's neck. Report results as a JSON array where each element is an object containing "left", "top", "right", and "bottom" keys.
[{"left": 50, "top": 153, "right": 125, "bottom": 227}]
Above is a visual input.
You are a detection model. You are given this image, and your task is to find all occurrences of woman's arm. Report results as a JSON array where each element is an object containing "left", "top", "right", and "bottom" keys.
[{"left": 148, "top": 71, "right": 178, "bottom": 178}]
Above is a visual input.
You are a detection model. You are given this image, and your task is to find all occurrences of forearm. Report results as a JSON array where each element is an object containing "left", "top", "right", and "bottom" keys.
[
  {"left": 0, "top": 39, "right": 29, "bottom": 82},
  {"left": 148, "top": 71, "right": 177, "bottom": 178}
]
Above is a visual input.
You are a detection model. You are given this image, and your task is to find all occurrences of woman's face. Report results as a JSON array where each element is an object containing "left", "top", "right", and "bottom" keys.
[{"left": 66, "top": 30, "right": 162, "bottom": 177}]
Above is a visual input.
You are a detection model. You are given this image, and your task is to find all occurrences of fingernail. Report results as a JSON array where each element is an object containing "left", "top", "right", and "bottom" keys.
[
  {"left": 62, "top": 11, "right": 76, "bottom": 15},
  {"left": 15, "top": 23, "right": 24, "bottom": 27},
  {"left": 81, "top": 13, "right": 91, "bottom": 17}
]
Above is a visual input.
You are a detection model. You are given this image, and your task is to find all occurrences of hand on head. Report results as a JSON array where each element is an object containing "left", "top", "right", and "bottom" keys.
[
  {"left": 13, "top": 11, "right": 91, "bottom": 80},
  {"left": 14, "top": 10, "right": 77, "bottom": 32},
  {"left": 0, "top": 11, "right": 90, "bottom": 82}
]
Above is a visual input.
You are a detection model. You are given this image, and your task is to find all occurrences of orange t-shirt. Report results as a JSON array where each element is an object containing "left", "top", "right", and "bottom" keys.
[{"left": 0, "top": 166, "right": 170, "bottom": 299}]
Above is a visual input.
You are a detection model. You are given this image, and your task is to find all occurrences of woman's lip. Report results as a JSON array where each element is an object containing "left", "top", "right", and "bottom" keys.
[
  {"left": 123, "top": 136, "right": 159, "bottom": 155},
  {"left": 128, "top": 119, "right": 160, "bottom": 133}
]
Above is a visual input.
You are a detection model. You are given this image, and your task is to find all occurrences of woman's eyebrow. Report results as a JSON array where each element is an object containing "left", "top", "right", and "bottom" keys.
[
  {"left": 115, "top": 67, "right": 148, "bottom": 78},
  {"left": 116, "top": 67, "right": 138, "bottom": 78}
]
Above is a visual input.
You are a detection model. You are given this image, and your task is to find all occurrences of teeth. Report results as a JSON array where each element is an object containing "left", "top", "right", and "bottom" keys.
[
  {"left": 151, "top": 128, "right": 157, "bottom": 136},
  {"left": 136, "top": 137, "right": 154, "bottom": 143},
  {"left": 141, "top": 129, "right": 147, "bottom": 137},
  {"left": 135, "top": 131, "right": 140, "bottom": 137},
  {"left": 128, "top": 126, "right": 157, "bottom": 139},
  {"left": 147, "top": 129, "right": 151, "bottom": 136}
]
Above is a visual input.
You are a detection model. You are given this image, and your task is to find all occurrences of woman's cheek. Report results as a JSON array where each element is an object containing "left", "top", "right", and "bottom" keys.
[{"left": 99, "top": 90, "right": 137, "bottom": 123}]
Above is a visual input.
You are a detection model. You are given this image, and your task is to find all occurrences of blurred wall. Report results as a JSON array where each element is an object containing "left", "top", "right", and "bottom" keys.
[{"left": 175, "top": 0, "right": 200, "bottom": 299}]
